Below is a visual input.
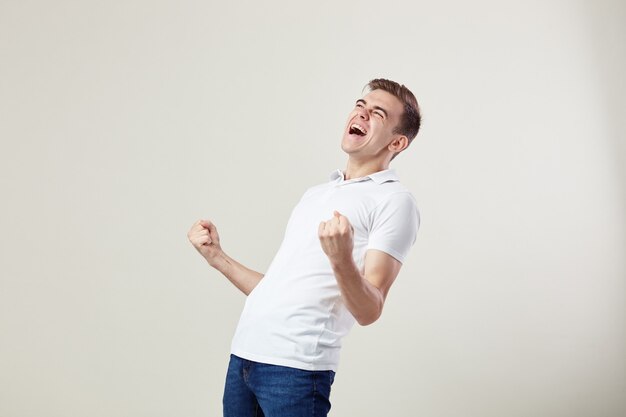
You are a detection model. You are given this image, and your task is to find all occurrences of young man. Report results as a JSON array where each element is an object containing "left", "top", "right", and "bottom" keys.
[{"left": 188, "top": 78, "right": 421, "bottom": 417}]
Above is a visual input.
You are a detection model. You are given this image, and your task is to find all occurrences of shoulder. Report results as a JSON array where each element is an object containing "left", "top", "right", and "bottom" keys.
[
  {"left": 367, "top": 185, "right": 420, "bottom": 230},
  {"left": 299, "top": 181, "right": 330, "bottom": 201},
  {"left": 371, "top": 182, "right": 419, "bottom": 213}
]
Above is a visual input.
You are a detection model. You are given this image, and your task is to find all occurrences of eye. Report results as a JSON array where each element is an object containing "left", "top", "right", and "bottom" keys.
[
  {"left": 356, "top": 103, "right": 364, "bottom": 108},
  {"left": 374, "top": 111, "right": 384, "bottom": 118}
]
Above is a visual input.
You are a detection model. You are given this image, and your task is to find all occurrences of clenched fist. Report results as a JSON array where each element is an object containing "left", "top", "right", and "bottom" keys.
[
  {"left": 318, "top": 211, "right": 354, "bottom": 263},
  {"left": 187, "top": 219, "right": 223, "bottom": 265}
]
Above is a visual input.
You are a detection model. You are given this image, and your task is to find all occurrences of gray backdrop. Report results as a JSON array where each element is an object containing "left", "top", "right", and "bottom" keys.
[{"left": 1, "top": 1, "right": 625, "bottom": 416}]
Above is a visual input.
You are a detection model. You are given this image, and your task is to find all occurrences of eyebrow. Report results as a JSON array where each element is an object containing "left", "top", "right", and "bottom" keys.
[{"left": 356, "top": 99, "right": 388, "bottom": 118}]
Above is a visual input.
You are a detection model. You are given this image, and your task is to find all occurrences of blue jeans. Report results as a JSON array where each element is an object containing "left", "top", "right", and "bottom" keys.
[{"left": 223, "top": 354, "right": 336, "bottom": 417}]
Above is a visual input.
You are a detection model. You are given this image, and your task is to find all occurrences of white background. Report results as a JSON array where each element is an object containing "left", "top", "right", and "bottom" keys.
[{"left": 1, "top": 1, "right": 624, "bottom": 416}]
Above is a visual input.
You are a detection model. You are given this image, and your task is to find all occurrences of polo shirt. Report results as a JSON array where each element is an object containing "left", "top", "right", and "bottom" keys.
[{"left": 230, "top": 168, "right": 420, "bottom": 371}]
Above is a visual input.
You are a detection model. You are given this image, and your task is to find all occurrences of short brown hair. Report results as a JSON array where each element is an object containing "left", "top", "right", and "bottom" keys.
[{"left": 365, "top": 78, "right": 421, "bottom": 159}]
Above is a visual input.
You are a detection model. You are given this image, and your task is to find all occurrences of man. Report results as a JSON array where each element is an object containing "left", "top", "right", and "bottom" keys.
[{"left": 187, "top": 78, "right": 421, "bottom": 417}]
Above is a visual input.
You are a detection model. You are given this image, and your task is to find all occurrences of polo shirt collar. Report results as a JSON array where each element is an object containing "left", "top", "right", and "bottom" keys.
[{"left": 329, "top": 168, "right": 400, "bottom": 185}]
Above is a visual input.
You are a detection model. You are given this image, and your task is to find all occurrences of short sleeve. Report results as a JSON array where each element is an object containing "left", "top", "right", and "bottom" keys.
[{"left": 367, "top": 192, "right": 420, "bottom": 263}]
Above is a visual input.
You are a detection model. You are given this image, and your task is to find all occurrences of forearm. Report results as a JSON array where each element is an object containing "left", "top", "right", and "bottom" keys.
[
  {"left": 208, "top": 251, "right": 263, "bottom": 296},
  {"left": 329, "top": 256, "right": 384, "bottom": 326}
]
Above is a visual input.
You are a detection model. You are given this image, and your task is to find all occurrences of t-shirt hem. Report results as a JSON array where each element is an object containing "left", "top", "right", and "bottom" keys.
[{"left": 231, "top": 348, "right": 338, "bottom": 372}]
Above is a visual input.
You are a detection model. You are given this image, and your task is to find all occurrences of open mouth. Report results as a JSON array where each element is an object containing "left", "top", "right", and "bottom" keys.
[{"left": 349, "top": 123, "right": 367, "bottom": 136}]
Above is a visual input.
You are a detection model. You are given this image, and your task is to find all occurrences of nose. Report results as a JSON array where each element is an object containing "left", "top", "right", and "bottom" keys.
[{"left": 357, "top": 107, "right": 369, "bottom": 121}]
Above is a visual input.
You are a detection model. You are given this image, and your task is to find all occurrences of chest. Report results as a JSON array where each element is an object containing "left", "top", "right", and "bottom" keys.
[{"left": 286, "top": 185, "right": 380, "bottom": 243}]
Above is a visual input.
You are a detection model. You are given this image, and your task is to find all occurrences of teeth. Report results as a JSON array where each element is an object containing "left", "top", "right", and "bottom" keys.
[{"left": 350, "top": 123, "right": 367, "bottom": 134}]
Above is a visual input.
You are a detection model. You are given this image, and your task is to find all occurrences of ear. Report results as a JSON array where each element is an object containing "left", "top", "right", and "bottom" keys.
[{"left": 388, "top": 135, "right": 409, "bottom": 153}]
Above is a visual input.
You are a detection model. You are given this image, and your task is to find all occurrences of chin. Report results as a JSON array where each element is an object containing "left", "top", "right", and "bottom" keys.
[{"left": 340, "top": 139, "right": 355, "bottom": 154}]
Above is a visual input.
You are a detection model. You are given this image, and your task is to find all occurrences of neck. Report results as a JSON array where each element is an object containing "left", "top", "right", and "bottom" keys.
[{"left": 344, "top": 157, "right": 390, "bottom": 180}]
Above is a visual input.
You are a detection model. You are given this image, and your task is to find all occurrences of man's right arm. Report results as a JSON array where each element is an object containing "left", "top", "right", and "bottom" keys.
[{"left": 187, "top": 219, "right": 263, "bottom": 296}]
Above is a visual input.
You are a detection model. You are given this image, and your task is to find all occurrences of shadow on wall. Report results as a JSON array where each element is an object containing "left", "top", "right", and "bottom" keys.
[{"left": 583, "top": 1, "right": 626, "bottom": 213}]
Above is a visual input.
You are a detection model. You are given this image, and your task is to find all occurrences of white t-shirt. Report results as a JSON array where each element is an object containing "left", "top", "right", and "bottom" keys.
[{"left": 230, "top": 169, "right": 420, "bottom": 371}]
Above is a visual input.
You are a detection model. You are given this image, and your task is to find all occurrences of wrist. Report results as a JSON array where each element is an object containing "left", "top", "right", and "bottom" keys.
[
  {"left": 329, "top": 253, "right": 356, "bottom": 271},
  {"left": 206, "top": 249, "right": 227, "bottom": 269}
]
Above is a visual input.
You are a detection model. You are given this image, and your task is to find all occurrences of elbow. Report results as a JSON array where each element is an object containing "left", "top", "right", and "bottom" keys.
[
  {"left": 357, "top": 316, "right": 378, "bottom": 326},
  {"left": 355, "top": 306, "right": 383, "bottom": 326},
  {"left": 355, "top": 289, "right": 386, "bottom": 326}
]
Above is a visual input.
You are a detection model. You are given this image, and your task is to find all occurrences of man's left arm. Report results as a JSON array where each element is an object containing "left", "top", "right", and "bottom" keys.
[{"left": 319, "top": 211, "right": 403, "bottom": 326}]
